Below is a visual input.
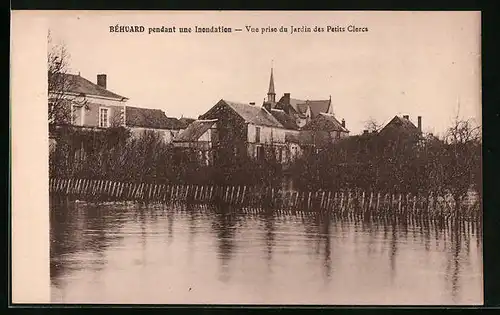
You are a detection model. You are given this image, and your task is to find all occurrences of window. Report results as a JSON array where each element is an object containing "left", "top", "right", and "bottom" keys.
[
  {"left": 71, "top": 104, "right": 85, "bottom": 126},
  {"left": 99, "top": 107, "right": 110, "bottom": 128},
  {"left": 257, "top": 146, "right": 264, "bottom": 161},
  {"left": 255, "top": 126, "right": 261, "bottom": 143}
]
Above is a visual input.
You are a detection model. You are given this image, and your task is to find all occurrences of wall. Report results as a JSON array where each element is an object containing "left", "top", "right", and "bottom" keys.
[
  {"left": 84, "top": 102, "right": 124, "bottom": 128},
  {"left": 51, "top": 93, "right": 127, "bottom": 128},
  {"left": 247, "top": 124, "right": 286, "bottom": 144},
  {"left": 296, "top": 118, "right": 307, "bottom": 128},
  {"left": 129, "top": 127, "right": 182, "bottom": 143},
  {"left": 57, "top": 94, "right": 127, "bottom": 128},
  {"left": 199, "top": 102, "right": 247, "bottom": 163},
  {"left": 197, "top": 124, "right": 218, "bottom": 143}
]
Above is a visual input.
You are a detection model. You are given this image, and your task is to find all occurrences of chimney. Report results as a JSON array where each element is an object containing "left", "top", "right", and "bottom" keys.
[
  {"left": 283, "top": 93, "right": 291, "bottom": 104},
  {"left": 97, "top": 74, "right": 107, "bottom": 89},
  {"left": 341, "top": 119, "right": 346, "bottom": 128},
  {"left": 418, "top": 116, "right": 422, "bottom": 132},
  {"left": 403, "top": 115, "right": 409, "bottom": 120}
]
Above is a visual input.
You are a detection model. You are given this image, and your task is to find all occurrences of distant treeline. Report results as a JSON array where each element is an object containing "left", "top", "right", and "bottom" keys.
[
  {"left": 290, "top": 125, "right": 481, "bottom": 210},
  {"left": 50, "top": 119, "right": 481, "bottom": 209}
]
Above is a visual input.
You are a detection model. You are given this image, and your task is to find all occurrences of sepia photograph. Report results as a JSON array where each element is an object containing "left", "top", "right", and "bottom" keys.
[{"left": 12, "top": 10, "right": 482, "bottom": 305}]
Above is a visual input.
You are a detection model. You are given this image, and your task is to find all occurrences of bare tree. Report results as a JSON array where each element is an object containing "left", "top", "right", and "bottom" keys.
[
  {"left": 363, "top": 117, "right": 383, "bottom": 133},
  {"left": 48, "top": 30, "right": 87, "bottom": 125},
  {"left": 445, "top": 118, "right": 481, "bottom": 145},
  {"left": 443, "top": 114, "right": 482, "bottom": 211}
]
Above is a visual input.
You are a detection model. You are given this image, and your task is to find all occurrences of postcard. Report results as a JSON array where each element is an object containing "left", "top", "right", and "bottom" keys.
[{"left": 11, "top": 10, "right": 482, "bottom": 305}]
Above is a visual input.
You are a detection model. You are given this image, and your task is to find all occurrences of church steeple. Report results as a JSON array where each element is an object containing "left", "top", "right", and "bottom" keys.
[{"left": 267, "top": 66, "right": 276, "bottom": 103}]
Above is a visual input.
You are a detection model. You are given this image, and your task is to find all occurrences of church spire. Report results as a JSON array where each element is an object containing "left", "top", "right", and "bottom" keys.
[{"left": 267, "top": 65, "right": 276, "bottom": 103}]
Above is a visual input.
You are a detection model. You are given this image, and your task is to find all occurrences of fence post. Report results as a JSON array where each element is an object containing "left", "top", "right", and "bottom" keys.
[{"left": 398, "top": 193, "right": 402, "bottom": 213}]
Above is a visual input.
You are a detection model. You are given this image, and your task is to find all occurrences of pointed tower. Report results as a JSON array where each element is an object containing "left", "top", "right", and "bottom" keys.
[
  {"left": 267, "top": 67, "right": 276, "bottom": 103},
  {"left": 328, "top": 95, "right": 334, "bottom": 115}
]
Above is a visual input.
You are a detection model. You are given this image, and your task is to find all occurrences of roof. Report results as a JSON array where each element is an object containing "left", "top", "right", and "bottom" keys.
[
  {"left": 274, "top": 100, "right": 297, "bottom": 114},
  {"left": 126, "top": 106, "right": 183, "bottom": 130},
  {"left": 222, "top": 100, "right": 284, "bottom": 128},
  {"left": 270, "top": 109, "right": 299, "bottom": 130},
  {"left": 178, "top": 117, "right": 196, "bottom": 129},
  {"left": 52, "top": 73, "right": 127, "bottom": 100},
  {"left": 173, "top": 119, "right": 217, "bottom": 142},
  {"left": 295, "top": 100, "right": 331, "bottom": 118},
  {"left": 302, "top": 113, "right": 349, "bottom": 133},
  {"left": 379, "top": 116, "right": 420, "bottom": 136}
]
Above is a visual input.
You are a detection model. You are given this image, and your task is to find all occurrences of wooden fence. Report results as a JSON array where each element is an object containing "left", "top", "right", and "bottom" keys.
[{"left": 49, "top": 178, "right": 481, "bottom": 221}]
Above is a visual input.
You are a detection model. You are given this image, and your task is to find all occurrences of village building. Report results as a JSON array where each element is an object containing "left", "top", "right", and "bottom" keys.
[
  {"left": 301, "top": 113, "right": 350, "bottom": 148},
  {"left": 264, "top": 68, "right": 350, "bottom": 151},
  {"left": 49, "top": 73, "right": 128, "bottom": 128},
  {"left": 125, "top": 106, "right": 186, "bottom": 143},
  {"left": 49, "top": 73, "right": 187, "bottom": 144},
  {"left": 176, "top": 67, "right": 350, "bottom": 164},
  {"left": 196, "top": 99, "right": 290, "bottom": 163},
  {"left": 378, "top": 115, "right": 423, "bottom": 139}
]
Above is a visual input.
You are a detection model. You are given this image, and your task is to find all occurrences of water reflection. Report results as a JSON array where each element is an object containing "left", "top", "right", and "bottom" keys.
[
  {"left": 319, "top": 213, "right": 332, "bottom": 280},
  {"left": 257, "top": 210, "right": 276, "bottom": 267},
  {"left": 50, "top": 196, "right": 127, "bottom": 289},
  {"left": 389, "top": 219, "right": 398, "bottom": 283},
  {"left": 211, "top": 204, "right": 240, "bottom": 283},
  {"left": 50, "top": 199, "right": 483, "bottom": 305}
]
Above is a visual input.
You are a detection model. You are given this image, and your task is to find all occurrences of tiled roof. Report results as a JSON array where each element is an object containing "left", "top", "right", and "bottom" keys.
[
  {"left": 274, "top": 100, "right": 292, "bottom": 112},
  {"left": 222, "top": 100, "right": 284, "bottom": 128},
  {"left": 302, "top": 113, "right": 349, "bottom": 133},
  {"left": 281, "top": 97, "right": 331, "bottom": 118},
  {"left": 52, "top": 73, "right": 127, "bottom": 100},
  {"left": 126, "top": 106, "right": 183, "bottom": 130},
  {"left": 173, "top": 119, "right": 217, "bottom": 142},
  {"left": 296, "top": 100, "right": 331, "bottom": 118},
  {"left": 270, "top": 109, "right": 299, "bottom": 130},
  {"left": 379, "top": 116, "right": 420, "bottom": 136}
]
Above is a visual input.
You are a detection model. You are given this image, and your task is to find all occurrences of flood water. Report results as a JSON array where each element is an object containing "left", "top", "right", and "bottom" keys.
[{"left": 50, "top": 199, "right": 483, "bottom": 305}]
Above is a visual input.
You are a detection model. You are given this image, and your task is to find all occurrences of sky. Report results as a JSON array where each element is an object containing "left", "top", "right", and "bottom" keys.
[{"left": 47, "top": 11, "right": 481, "bottom": 136}]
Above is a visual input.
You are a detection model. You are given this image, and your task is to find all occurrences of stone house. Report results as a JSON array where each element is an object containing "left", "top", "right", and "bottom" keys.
[
  {"left": 49, "top": 73, "right": 186, "bottom": 143},
  {"left": 197, "top": 99, "right": 292, "bottom": 163},
  {"left": 49, "top": 73, "right": 128, "bottom": 128}
]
